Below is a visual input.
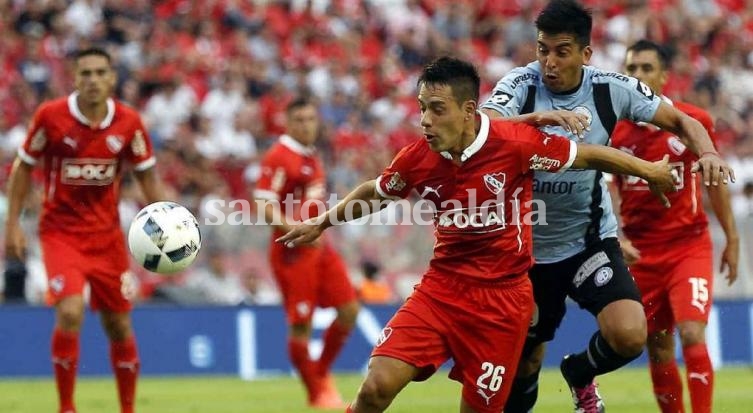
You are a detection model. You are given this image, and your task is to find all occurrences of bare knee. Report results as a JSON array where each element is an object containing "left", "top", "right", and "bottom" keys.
[
  {"left": 647, "top": 331, "right": 676, "bottom": 363},
  {"left": 356, "top": 369, "right": 400, "bottom": 410},
  {"left": 598, "top": 300, "right": 647, "bottom": 357},
  {"left": 100, "top": 312, "right": 133, "bottom": 341},
  {"left": 677, "top": 321, "right": 706, "bottom": 347},
  {"left": 55, "top": 297, "right": 85, "bottom": 332},
  {"left": 336, "top": 301, "right": 360, "bottom": 328}
]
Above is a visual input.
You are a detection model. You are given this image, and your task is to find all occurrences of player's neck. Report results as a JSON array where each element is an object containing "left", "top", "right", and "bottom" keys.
[
  {"left": 75, "top": 95, "right": 109, "bottom": 127},
  {"left": 448, "top": 115, "right": 481, "bottom": 165}
]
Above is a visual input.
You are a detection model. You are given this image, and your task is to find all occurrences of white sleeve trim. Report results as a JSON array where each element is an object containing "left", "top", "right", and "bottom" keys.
[
  {"left": 133, "top": 156, "right": 156, "bottom": 171},
  {"left": 17, "top": 147, "right": 38, "bottom": 165},
  {"left": 253, "top": 189, "right": 280, "bottom": 201},
  {"left": 560, "top": 140, "right": 578, "bottom": 171},
  {"left": 374, "top": 176, "right": 402, "bottom": 201}
]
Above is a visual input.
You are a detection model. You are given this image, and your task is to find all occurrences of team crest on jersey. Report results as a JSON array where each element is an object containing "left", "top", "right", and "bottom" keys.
[
  {"left": 106, "top": 135, "right": 125, "bottom": 153},
  {"left": 572, "top": 106, "right": 593, "bottom": 133},
  {"left": 667, "top": 136, "right": 687, "bottom": 156},
  {"left": 49, "top": 274, "right": 65, "bottom": 295},
  {"left": 376, "top": 327, "right": 393, "bottom": 347},
  {"left": 483, "top": 173, "right": 505, "bottom": 195}
]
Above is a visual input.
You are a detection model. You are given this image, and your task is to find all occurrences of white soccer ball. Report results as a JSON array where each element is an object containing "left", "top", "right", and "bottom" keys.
[{"left": 128, "top": 201, "right": 201, "bottom": 274}]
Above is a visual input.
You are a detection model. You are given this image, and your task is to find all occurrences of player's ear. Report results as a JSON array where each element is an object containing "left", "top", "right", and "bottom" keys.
[
  {"left": 582, "top": 45, "right": 593, "bottom": 64},
  {"left": 463, "top": 99, "right": 478, "bottom": 120}
]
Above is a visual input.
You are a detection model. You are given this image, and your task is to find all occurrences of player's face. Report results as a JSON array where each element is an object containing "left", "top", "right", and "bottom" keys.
[
  {"left": 624, "top": 50, "right": 667, "bottom": 95},
  {"left": 536, "top": 32, "right": 592, "bottom": 93},
  {"left": 74, "top": 55, "right": 116, "bottom": 105},
  {"left": 418, "top": 82, "right": 471, "bottom": 154},
  {"left": 286, "top": 104, "right": 319, "bottom": 146}
]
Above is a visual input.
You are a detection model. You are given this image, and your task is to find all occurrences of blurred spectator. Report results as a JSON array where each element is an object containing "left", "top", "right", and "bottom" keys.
[
  {"left": 182, "top": 252, "right": 247, "bottom": 306},
  {"left": 733, "top": 181, "right": 753, "bottom": 218},
  {"left": 241, "top": 270, "right": 281, "bottom": 305},
  {"left": 357, "top": 261, "right": 396, "bottom": 305}
]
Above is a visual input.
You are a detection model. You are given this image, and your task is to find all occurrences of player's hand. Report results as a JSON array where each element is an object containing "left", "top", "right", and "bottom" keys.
[
  {"left": 4, "top": 222, "right": 27, "bottom": 261},
  {"left": 646, "top": 154, "right": 677, "bottom": 208},
  {"left": 618, "top": 238, "right": 641, "bottom": 265},
  {"left": 533, "top": 110, "right": 590, "bottom": 139},
  {"left": 691, "top": 151, "right": 735, "bottom": 186},
  {"left": 720, "top": 237, "right": 739, "bottom": 286},
  {"left": 275, "top": 218, "right": 325, "bottom": 248}
]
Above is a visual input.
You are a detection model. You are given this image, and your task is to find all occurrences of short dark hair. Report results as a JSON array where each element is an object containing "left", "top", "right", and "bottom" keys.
[
  {"left": 627, "top": 39, "right": 672, "bottom": 69},
  {"left": 74, "top": 48, "right": 112, "bottom": 65},
  {"left": 286, "top": 95, "right": 316, "bottom": 114},
  {"left": 417, "top": 56, "right": 480, "bottom": 103},
  {"left": 535, "top": 0, "right": 592, "bottom": 48}
]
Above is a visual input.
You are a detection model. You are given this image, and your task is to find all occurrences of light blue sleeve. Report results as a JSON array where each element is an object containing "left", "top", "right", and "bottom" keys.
[
  {"left": 604, "top": 73, "right": 662, "bottom": 123},
  {"left": 481, "top": 66, "right": 538, "bottom": 117}
]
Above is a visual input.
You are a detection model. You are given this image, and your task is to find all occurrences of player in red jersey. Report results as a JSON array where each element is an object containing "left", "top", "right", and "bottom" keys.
[
  {"left": 278, "top": 56, "right": 677, "bottom": 413},
  {"left": 4, "top": 48, "right": 163, "bottom": 413},
  {"left": 253, "top": 96, "right": 360, "bottom": 409},
  {"left": 611, "top": 40, "right": 739, "bottom": 413}
]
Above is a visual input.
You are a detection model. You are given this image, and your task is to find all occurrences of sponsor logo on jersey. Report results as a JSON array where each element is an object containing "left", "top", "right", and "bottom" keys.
[
  {"left": 532, "top": 179, "right": 576, "bottom": 194},
  {"left": 593, "top": 71, "right": 629, "bottom": 82},
  {"left": 420, "top": 184, "right": 442, "bottom": 199},
  {"left": 573, "top": 251, "right": 610, "bottom": 288},
  {"left": 131, "top": 129, "right": 147, "bottom": 157},
  {"left": 509, "top": 73, "right": 539, "bottom": 89},
  {"left": 636, "top": 80, "right": 656, "bottom": 99},
  {"left": 30, "top": 129, "right": 47, "bottom": 151},
  {"left": 529, "top": 154, "right": 562, "bottom": 171},
  {"left": 667, "top": 136, "right": 687, "bottom": 156},
  {"left": 490, "top": 90, "right": 513, "bottom": 106},
  {"left": 385, "top": 172, "right": 407, "bottom": 192},
  {"left": 436, "top": 203, "right": 506, "bottom": 231},
  {"left": 61, "top": 158, "right": 117, "bottom": 185},
  {"left": 106, "top": 135, "right": 124, "bottom": 153},
  {"left": 483, "top": 173, "right": 505, "bottom": 195}
]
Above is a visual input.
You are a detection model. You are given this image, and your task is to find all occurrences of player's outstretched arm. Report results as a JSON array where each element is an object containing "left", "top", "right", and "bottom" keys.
[
  {"left": 4, "top": 158, "right": 33, "bottom": 260},
  {"left": 707, "top": 183, "right": 739, "bottom": 285},
  {"left": 276, "top": 180, "right": 385, "bottom": 248},
  {"left": 651, "top": 103, "right": 734, "bottom": 186},
  {"left": 572, "top": 144, "right": 677, "bottom": 207}
]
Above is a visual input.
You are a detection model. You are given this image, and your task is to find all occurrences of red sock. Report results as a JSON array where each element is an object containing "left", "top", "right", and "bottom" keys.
[
  {"left": 683, "top": 343, "right": 713, "bottom": 413},
  {"left": 345, "top": 405, "right": 354, "bottom": 413},
  {"left": 318, "top": 321, "right": 352, "bottom": 376},
  {"left": 110, "top": 336, "right": 140, "bottom": 413},
  {"left": 649, "top": 359, "right": 685, "bottom": 413},
  {"left": 52, "top": 329, "right": 79, "bottom": 413},
  {"left": 289, "top": 338, "right": 321, "bottom": 402}
]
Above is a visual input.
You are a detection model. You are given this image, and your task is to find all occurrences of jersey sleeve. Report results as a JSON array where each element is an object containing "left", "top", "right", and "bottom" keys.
[
  {"left": 375, "top": 145, "right": 416, "bottom": 200},
  {"left": 254, "top": 150, "right": 288, "bottom": 201},
  {"left": 481, "top": 66, "right": 536, "bottom": 117},
  {"left": 18, "top": 107, "right": 49, "bottom": 166},
  {"left": 607, "top": 74, "right": 662, "bottom": 123},
  {"left": 124, "top": 117, "right": 156, "bottom": 171},
  {"left": 513, "top": 123, "right": 577, "bottom": 174}
]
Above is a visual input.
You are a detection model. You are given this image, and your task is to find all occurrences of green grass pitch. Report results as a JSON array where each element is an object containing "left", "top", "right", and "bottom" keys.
[{"left": 1, "top": 367, "right": 752, "bottom": 412}]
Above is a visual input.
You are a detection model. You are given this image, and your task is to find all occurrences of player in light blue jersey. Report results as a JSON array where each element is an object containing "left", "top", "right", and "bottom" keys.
[{"left": 480, "top": 1, "right": 734, "bottom": 413}]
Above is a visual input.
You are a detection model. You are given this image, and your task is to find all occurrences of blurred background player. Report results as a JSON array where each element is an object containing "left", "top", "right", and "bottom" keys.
[
  {"left": 481, "top": 1, "right": 734, "bottom": 412},
  {"left": 278, "top": 55, "right": 676, "bottom": 413},
  {"left": 253, "top": 96, "right": 360, "bottom": 409},
  {"left": 4, "top": 48, "right": 163, "bottom": 413},
  {"left": 611, "top": 39, "right": 739, "bottom": 413}
]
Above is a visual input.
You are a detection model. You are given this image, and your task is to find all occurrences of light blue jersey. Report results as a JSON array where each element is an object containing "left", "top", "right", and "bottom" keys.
[{"left": 482, "top": 62, "right": 661, "bottom": 263}]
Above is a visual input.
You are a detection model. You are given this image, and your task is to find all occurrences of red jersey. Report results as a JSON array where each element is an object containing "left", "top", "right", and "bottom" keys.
[
  {"left": 254, "top": 135, "right": 327, "bottom": 237},
  {"left": 611, "top": 99, "right": 714, "bottom": 244},
  {"left": 19, "top": 93, "right": 155, "bottom": 235},
  {"left": 376, "top": 113, "right": 576, "bottom": 281}
]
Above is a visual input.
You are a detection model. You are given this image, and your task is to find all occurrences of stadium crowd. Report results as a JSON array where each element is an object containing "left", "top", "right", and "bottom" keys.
[{"left": 1, "top": 0, "right": 753, "bottom": 304}]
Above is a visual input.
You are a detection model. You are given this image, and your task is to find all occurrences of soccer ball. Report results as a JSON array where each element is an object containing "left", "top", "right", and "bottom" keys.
[{"left": 128, "top": 201, "right": 201, "bottom": 274}]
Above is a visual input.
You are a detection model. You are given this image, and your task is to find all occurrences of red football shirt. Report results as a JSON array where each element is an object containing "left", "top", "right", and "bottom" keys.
[
  {"left": 376, "top": 113, "right": 576, "bottom": 281},
  {"left": 19, "top": 93, "right": 155, "bottom": 234},
  {"left": 254, "top": 135, "right": 327, "bottom": 237},
  {"left": 612, "top": 100, "right": 714, "bottom": 244}
]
